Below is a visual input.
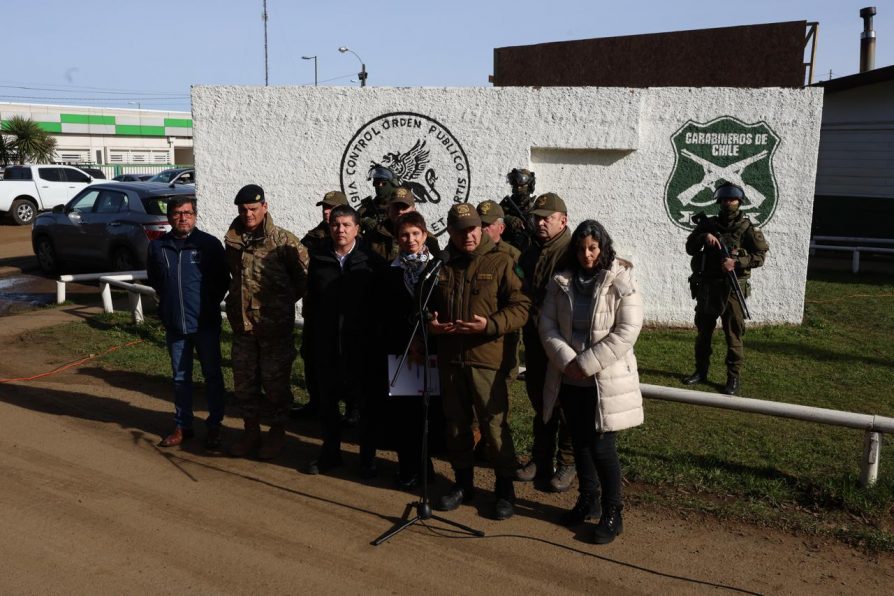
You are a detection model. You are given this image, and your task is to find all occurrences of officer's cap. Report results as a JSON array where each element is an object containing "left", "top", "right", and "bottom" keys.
[
  {"left": 234, "top": 184, "right": 265, "bottom": 205},
  {"left": 530, "top": 192, "right": 567, "bottom": 216},
  {"left": 447, "top": 203, "right": 482, "bottom": 229},
  {"left": 476, "top": 200, "right": 505, "bottom": 225},
  {"left": 317, "top": 191, "right": 348, "bottom": 207},
  {"left": 387, "top": 187, "right": 415, "bottom": 207}
]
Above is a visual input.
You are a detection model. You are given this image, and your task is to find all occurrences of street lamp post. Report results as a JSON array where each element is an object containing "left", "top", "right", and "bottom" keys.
[
  {"left": 127, "top": 101, "right": 142, "bottom": 136},
  {"left": 302, "top": 55, "right": 318, "bottom": 86},
  {"left": 338, "top": 46, "right": 367, "bottom": 87}
]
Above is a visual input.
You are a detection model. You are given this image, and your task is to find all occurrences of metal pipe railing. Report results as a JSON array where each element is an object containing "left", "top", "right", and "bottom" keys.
[{"left": 642, "top": 384, "right": 893, "bottom": 487}]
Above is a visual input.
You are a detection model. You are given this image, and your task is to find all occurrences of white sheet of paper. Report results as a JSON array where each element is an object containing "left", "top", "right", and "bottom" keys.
[{"left": 387, "top": 354, "right": 440, "bottom": 397}]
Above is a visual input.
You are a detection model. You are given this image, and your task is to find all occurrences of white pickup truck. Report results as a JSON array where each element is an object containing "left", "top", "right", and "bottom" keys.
[{"left": 1, "top": 165, "right": 107, "bottom": 225}]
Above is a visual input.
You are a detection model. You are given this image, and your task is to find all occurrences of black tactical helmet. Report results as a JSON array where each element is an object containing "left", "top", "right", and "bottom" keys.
[
  {"left": 507, "top": 168, "right": 535, "bottom": 194},
  {"left": 713, "top": 182, "right": 746, "bottom": 204},
  {"left": 368, "top": 165, "right": 395, "bottom": 182}
]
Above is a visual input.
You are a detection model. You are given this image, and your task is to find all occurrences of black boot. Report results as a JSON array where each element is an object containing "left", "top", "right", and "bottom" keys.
[
  {"left": 435, "top": 468, "right": 475, "bottom": 512},
  {"left": 722, "top": 374, "right": 740, "bottom": 396},
  {"left": 592, "top": 504, "right": 623, "bottom": 544},
  {"left": 560, "top": 492, "right": 599, "bottom": 526},
  {"left": 493, "top": 476, "right": 516, "bottom": 521},
  {"left": 681, "top": 369, "right": 708, "bottom": 385}
]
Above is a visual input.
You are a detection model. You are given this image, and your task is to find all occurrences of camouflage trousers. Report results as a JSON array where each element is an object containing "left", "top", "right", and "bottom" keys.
[
  {"left": 231, "top": 332, "right": 297, "bottom": 424},
  {"left": 693, "top": 279, "right": 746, "bottom": 377},
  {"left": 441, "top": 364, "right": 518, "bottom": 478}
]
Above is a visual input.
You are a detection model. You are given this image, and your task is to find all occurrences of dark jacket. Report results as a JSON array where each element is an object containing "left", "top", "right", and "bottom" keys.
[
  {"left": 430, "top": 234, "right": 531, "bottom": 370},
  {"left": 305, "top": 238, "right": 387, "bottom": 372},
  {"left": 301, "top": 221, "right": 329, "bottom": 253},
  {"left": 519, "top": 226, "right": 571, "bottom": 329},
  {"left": 147, "top": 228, "right": 229, "bottom": 335}
]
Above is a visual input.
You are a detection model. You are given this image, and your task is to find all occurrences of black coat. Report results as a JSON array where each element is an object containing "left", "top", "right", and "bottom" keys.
[{"left": 305, "top": 238, "right": 386, "bottom": 380}]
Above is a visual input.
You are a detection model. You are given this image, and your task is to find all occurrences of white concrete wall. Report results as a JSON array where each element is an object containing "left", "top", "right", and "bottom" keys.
[{"left": 192, "top": 86, "right": 823, "bottom": 326}]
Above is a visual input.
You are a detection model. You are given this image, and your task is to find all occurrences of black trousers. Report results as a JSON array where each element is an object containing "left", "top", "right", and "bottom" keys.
[{"left": 559, "top": 384, "right": 621, "bottom": 507}]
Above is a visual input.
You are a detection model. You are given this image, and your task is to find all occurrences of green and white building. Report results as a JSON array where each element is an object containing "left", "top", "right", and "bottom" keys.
[{"left": 0, "top": 102, "right": 193, "bottom": 175}]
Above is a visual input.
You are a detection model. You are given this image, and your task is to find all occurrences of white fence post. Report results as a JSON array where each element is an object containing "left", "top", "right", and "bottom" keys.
[
  {"left": 860, "top": 431, "right": 881, "bottom": 488},
  {"left": 101, "top": 282, "right": 114, "bottom": 313},
  {"left": 56, "top": 281, "right": 66, "bottom": 304},
  {"left": 128, "top": 291, "right": 144, "bottom": 325},
  {"left": 852, "top": 250, "right": 860, "bottom": 274}
]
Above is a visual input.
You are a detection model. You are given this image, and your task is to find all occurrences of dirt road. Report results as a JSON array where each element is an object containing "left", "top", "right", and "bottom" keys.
[{"left": 1, "top": 306, "right": 893, "bottom": 595}]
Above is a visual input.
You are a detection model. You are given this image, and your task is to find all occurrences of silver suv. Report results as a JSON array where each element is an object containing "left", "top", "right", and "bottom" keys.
[{"left": 31, "top": 182, "right": 197, "bottom": 274}]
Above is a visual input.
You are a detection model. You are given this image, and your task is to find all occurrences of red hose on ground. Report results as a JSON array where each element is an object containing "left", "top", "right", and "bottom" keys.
[{"left": 0, "top": 339, "right": 144, "bottom": 383}]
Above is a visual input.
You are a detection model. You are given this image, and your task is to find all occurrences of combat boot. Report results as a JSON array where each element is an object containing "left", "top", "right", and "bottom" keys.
[
  {"left": 435, "top": 468, "right": 475, "bottom": 512},
  {"left": 722, "top": 375, "right": 740, "bottom": 396},
  {"left": 257, "top": 424, "right": 286, "bottom": 460},
  {"left": 229, "top": 418, "right": 261, "bottom": 458},
  {"left": 549, "top": 464, "right": 577, "bottom": 493},
  {"left": 592, "top": 504, "right": 623, "bottom": 545},
  {"left": 493, "top": 476, "right": 516, "bottom": 521}
]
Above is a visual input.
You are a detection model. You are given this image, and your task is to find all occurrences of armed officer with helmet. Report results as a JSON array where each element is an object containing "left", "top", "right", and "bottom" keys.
[
  {"left": 682, "top": 182, "right": 769, "bottom": 396},
  {"left": 499, "top": 168, "right": 537, "bottom": 253},
  {"left": 359, "top": 165, "right": 398, "bottom": 233}
]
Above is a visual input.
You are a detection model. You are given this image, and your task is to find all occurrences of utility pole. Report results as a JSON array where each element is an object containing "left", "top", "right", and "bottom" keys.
[{"left": 263, "top": 0, "right": 269, "bottom": 86}]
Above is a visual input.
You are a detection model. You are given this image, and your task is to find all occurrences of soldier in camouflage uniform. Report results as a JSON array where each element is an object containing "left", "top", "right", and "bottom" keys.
[
  {"left": 499, "top": 168, "right": 537, "bottom": 253},
  {"left": 292, "top": 190, "right": 349, "bottom": 420},
  {"left": 682, "top": 183, "right": 769, "bottom": 396},
  {"left": 358, "top": 165, "right": 397, "bottom": 234},
  {"left": 365, "top": 186, "right": 440, "bottom": 261},
  {"left": 224, "top": 184, "right": 309, "bottom": 460}
]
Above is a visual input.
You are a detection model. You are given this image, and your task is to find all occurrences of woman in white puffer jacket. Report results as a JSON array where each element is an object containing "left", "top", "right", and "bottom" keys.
[{"left": 538, "top": 219, "right": 644, "bottom": 544}]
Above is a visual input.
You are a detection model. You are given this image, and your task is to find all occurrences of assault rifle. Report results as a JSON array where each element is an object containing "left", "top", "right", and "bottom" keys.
[
  {"left": 692, "top": 212, "right": 751, "bottom": 319},
  {"left": 502, "top": 193, "right": 537, "bottom": 235}
]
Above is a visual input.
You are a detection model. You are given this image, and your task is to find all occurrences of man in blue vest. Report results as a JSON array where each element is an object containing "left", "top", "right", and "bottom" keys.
[{"left": 147, "top": 195, "right": 230, "bottom": 449}]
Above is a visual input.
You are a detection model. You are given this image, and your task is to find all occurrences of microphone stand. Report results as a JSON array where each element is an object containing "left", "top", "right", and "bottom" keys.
[{"left": 372, "top": 260, "right": 484, "bottom": 546}]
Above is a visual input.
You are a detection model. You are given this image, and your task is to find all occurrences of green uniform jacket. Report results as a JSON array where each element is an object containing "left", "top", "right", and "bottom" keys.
[
  {"left": 300, "top": 221, "right": 328, "bottom": 253},
  {"left": 519, "top": 227, "right": 571, "bottom": 329},
  {"left": 224, "top": 213, "right": 309, "bottom": 336},
  {"left": 365, "top": 220, "right": 440, "bottom": 262},
  {"left": 685, "top": 210, "right": 769, "bottom": 281},
  {"left": 431, "top": 234, "right": 531, "bottom": 370}
]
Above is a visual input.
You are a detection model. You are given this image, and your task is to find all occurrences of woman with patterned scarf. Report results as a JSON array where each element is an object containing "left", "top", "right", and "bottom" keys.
[{"left": 373, "top": 211, "right": 444, "bottom": 489}]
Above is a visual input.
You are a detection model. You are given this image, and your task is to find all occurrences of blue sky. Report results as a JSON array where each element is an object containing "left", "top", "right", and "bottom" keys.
[{"left": 1, "top": 0, "right": 891, "bottom": 112}]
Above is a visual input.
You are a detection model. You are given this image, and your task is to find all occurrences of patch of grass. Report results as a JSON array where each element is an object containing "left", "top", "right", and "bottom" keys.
[{"left": 23, "top": 271, "right": 894, "bottom": 550}]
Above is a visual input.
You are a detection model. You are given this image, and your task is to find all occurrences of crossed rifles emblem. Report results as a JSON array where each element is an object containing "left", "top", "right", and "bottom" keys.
[{"left": 676, "top": 149, "right": 769, "bottom": 208}]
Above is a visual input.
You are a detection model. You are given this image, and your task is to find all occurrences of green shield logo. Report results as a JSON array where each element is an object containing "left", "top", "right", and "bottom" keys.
[{"left": 664, "top": 116, "right": 780, "bottom": 230}]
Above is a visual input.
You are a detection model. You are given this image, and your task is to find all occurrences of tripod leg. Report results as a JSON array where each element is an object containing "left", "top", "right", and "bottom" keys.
[
  {"left": 429, "top": 514, "right": 485, "bottom": 537},
  {"left": 372, "top": 514, "right": 422, "bottom": 546}
]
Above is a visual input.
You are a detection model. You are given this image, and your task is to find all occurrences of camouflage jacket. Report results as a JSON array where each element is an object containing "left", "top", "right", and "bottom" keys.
[
  {"left": 431, "top": 234, "right": 531, "bottom": 370},
  {"left": 300, "top": 221, "right": 329, "bottom": 253},
  {"left": 224, "top": 213, "right": 309, "bottom": 336},
  {"left": 685, "top": 210, "right": 769, "bottom": 281}
]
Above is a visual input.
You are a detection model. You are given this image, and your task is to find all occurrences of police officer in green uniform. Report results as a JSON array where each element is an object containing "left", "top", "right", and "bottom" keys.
[
  {"left": 682, "top": 183, "right": 769, "bottom": 396},
  {"left": 291, "top": 190, "right": 349, "bottom": 420},
  {"left": 358, "top": 165, "right": 398, "bottom": 233},
  {"left": 499, "top": 168, "right": 537, "bottom": 253},
  {"left": 365, "top": 186, "right": 440, "bottom": 261}
]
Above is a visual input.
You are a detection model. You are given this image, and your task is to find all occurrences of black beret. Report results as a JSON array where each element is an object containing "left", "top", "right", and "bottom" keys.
[{"left": 234, "top": 184, "right": 265, "bottom": 205}]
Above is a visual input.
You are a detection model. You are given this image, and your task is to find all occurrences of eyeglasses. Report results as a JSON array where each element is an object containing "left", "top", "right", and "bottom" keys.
[{"left": 170, "top": 211, "right": 195, "bottom": 218}]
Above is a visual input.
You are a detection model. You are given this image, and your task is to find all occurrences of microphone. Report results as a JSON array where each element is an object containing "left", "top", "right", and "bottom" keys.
[{"left": 414, "top": 250, "right": 449, "bottom": 306}]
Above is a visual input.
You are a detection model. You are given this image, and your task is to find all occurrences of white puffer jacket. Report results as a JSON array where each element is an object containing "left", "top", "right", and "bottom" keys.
[{"left": 538, "top": 259, "right": 644, "bottom": 432}]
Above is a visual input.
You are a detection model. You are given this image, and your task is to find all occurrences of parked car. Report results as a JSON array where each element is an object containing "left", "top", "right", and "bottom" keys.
[
  {"left": 113, "top": 173, "right": 153, "bottom": 182},
  {"left": 1, "top": 164, "right": 106, "bottom": 225},
  {"left": 148, "top": 167, "right": 195, "bottom": 186},
  {"left": 31, "top": 182, "right": 196, "bottom": 274},
  {"left": 78, "top": 167, "right": 107, "bottom": 179}
]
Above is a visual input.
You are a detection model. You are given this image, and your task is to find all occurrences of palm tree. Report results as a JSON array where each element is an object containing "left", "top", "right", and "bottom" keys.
[{"left": 1, "top": 115, "right": 57, "bottom": 164}]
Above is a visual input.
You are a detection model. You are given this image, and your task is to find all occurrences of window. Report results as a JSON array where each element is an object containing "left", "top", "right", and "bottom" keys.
[
  {"left": 3, "top": 167, "right": 32, "bottom": 180},
  {"left": 63, "top": 168, "right": 91, "bottom": 184},
  {"left": 69, "top": 189, "right": 100, "bottom": 212},
  {"left": 38, "top": 167, "right": 66, "bottom": 182},
  {"left": 95, "top": 190, "right": 128, "bottom": 214}
]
